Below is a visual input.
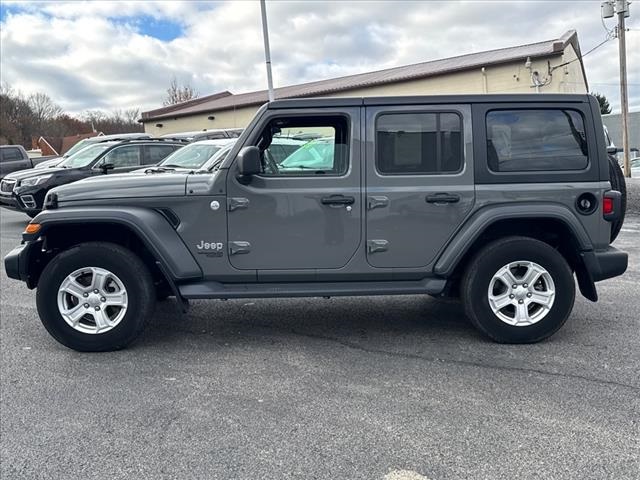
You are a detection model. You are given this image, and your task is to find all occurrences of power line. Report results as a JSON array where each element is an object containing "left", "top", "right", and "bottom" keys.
[{"left": 550, "top": 37, "right": 613, "bottom": 73}]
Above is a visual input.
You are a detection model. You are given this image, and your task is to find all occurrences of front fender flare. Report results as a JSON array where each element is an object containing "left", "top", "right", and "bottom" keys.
[{"left": 30, "top": 207, "right": 202, "bottom": 281}]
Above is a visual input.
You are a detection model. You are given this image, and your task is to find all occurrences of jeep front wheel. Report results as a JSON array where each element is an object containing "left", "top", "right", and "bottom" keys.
[
  {"left": 36, "top": 242, "right": 155, "bottom": 351},
  {"left": 461, "top": 237, "right": 575, "bottom": 343}
]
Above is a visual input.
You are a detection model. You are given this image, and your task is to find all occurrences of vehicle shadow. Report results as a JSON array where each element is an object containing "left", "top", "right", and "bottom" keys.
[{"left": 140, "top": 295, "right": 479, "bottom": 349}]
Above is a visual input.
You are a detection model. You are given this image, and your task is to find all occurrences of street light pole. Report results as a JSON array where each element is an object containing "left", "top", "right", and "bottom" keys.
[
  {"left": 616, "top": 0, "right": 631, "bottom": 178},
  {"left": 260, "top": 0, "right": 275, "bottom": 102}
]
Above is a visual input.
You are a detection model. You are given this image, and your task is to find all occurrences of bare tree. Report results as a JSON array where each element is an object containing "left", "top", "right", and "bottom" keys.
[
  {"left": 163, "top": 76, "right": 199, "bottom": 106},
  {"left": 28, "top": 92, "right": 63, "bottom": 125}
]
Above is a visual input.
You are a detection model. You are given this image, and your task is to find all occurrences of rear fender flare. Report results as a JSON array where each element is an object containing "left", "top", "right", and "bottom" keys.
[{"left": 434, "top": 204, "right": 593, "bottom": 277}]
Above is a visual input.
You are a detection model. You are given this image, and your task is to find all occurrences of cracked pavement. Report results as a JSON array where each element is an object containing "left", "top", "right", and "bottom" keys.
[{"left": 1, "top": 208, "right": 639, "bottom": 480}]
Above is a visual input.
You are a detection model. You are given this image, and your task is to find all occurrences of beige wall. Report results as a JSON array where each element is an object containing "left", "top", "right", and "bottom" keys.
[{"left": 144, "top": 51, "right": 587, "bottom": 135}]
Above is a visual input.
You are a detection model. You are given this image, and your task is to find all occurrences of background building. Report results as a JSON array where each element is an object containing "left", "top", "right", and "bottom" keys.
[
  {"left": 141, "top": 30, "right": 588, "bottom": 135},
  {"left": 602, "top": 111, "right": 640, "bottom": 151}
]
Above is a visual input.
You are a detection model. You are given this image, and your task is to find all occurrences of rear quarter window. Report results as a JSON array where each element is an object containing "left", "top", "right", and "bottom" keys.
[
  {"left": 486, "top": 109, "right": 589, "bottom": 172},
  {"left": 0, "top": 147, "right": 24, "bottom": 162}
]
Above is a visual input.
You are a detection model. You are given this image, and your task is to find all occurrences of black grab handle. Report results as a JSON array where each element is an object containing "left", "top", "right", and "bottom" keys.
[
  {"left": 321, "top": 195, "right": 355, "bottom": 205},
  {"left": 425, "top": 193, "right": 461, "bottom": 204}
]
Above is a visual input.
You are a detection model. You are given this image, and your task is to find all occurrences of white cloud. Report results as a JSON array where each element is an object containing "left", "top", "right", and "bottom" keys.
[{"left": 0, "top": 0, "right": 638, "bottom": 115}]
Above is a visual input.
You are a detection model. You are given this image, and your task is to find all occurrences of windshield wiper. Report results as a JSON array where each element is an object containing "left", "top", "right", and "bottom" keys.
[{"left": 145, "top": 166, "right": 176, "bottom": 173}]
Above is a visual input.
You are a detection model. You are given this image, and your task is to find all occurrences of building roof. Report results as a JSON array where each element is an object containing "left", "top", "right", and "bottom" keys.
[{"left": 141, "top": 30, "right": 583, "bottom": 123}]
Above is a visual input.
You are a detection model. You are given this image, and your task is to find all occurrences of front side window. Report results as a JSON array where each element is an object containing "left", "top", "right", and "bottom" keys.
[
  {"left": 101, "top": 145, "right": 141, "bottom": 168},
  {"left": 257, "top": 116, "right": 349, "bottom": 176},
  {"left": 486, "top": 109, "right": 588, "bottom": 172},
  {"left": 376, "top": 112, "right": 463, "bottom": 175},
  {"left": 59, "top": 143, "right": 115, "bottom": 168}
]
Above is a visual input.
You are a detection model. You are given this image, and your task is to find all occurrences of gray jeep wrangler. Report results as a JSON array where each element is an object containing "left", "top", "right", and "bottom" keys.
[{"left": 4, "top": 94, "right": 628, "bottom": 351}]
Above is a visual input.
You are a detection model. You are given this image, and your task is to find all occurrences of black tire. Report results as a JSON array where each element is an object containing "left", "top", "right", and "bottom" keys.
[
  {"left": 608, "top": 154, "right": 627, "bottom": 242},
  {"left": 36, "top": 242, "right": 155, "bottom": 351},
  {"left": 461, "top": 236, "right": 575, "bottom": 343}
]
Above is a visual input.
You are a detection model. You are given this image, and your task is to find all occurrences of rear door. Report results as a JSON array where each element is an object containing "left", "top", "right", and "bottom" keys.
[{"left": 365, "top": 104, "right": 475, "bottom": 268}]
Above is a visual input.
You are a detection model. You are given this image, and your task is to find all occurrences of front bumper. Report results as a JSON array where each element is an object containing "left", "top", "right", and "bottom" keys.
[
  {"left": 4, "top": 240, "right": 44, "bottom": 288},
  {"left": 582, "top": 246, "right": 628, "bottom": 282},
  {"left": 4, "top": 243, "right": 29, "bottom": 282},
  {"left": 0, "top": 193, "right": 21, "bottom": 211}
]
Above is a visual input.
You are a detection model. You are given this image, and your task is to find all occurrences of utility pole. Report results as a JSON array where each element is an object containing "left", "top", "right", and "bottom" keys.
[
  {"left": 260, "top": 0, "right": 275, "bottom": 102},
  {"left": 616, "top": 0, "right": 631, "bottom": 178},
  {"left": 604, "top": 0, "right": 632, "bottom": 177}
]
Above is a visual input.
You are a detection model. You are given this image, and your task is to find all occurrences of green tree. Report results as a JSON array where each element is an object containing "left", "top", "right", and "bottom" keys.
[{"left": 592, "top": 92, "right": 612, "bottom": 115}]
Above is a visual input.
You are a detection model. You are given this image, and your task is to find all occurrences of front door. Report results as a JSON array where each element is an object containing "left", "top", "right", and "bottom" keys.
[
  {"left": 365, "top": 105, "right": 475, "bottom": 268},
  {"left": 226, "top": 110, "right": 362, "bottom": 270}
]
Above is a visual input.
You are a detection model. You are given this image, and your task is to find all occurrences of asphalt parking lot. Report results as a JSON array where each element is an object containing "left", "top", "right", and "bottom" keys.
[{"left": 1, "top": 207, "right": 639, "bottom": 480}]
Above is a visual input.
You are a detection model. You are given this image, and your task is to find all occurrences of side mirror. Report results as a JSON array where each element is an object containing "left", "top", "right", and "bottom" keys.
[
  {"left": 607, "top": 146, "right": 620, "bottom": 155},
  {"left": 236, "top": 146, "right": 261, "bottom": 180},
  {"left": 100, "top": 163, "right": 115, "bottom": 174}
]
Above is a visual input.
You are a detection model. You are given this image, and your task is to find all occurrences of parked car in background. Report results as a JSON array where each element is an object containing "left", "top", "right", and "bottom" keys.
[
  {"left": 0, "top": 138, "right": 184, "bottom": 217},
  {"left": 31, "top": 133, "right": 154, "bottom": 170},
  {"left": 0, "top": 145, "right": 53, "bottom": 179},
  {"left": 161, "top": 128, "right": 243, "bottom": 142}
]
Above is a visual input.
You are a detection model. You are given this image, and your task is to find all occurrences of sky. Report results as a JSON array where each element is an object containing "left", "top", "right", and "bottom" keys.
[{"left": 0, "top": 0, "right": 638, "bottom": 116}]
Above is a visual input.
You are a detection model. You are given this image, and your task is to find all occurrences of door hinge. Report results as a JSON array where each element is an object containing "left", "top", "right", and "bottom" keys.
[
  {"left": 367, "top": 239, "right": 389, "bottom": 253},
  {"left": 229, "top": 241, "right": 251, "bottom": 255},
  {"left": 367, "top": 196, "right": 389, "bottom": 210},
  {"left": 228, "top": 197, "right": 250, "bottom": 212}
]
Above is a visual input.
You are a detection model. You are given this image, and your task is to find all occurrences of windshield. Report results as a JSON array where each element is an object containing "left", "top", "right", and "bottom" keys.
[
  {"left": 279, "top": 138, "right": 335, "bottom": 171},
  {"left": 160, "top": 143, "right": 224, "bottom": 169},
  {"left": 58, "top": 143, "right": 114, "bottom": 168},
  {"left": 63, "top": 138, "right": 93, "bottom": 158}
]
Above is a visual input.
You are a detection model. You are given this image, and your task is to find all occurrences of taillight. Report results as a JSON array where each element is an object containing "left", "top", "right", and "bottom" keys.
[
  {"left": 603, "top": 191, "right": 621, "bottom": 221},
  {"left": 603, "top": 197, "right": 614, "bottom": 215}
]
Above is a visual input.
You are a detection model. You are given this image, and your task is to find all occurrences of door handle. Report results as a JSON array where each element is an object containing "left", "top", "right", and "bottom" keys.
[
  {"left": 321, "top": 195, "right": 355, "bottom": 206},
  {"left": 425, "top": 193, "right": 460, "bottom": 204}
]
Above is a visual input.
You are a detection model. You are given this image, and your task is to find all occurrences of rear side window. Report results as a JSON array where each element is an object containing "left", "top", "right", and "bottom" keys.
[
  {"left": 1, "top": 147, "right": 23, "bottom": 162},
  {"left": 145, "top": 144, "right": 178, "bottom": 164},
  {"left": 376, "top": 112, "right": 463, "bottom": 175},
  {"left": 486, "top": 109, "right": 588, "bottom": 172}
]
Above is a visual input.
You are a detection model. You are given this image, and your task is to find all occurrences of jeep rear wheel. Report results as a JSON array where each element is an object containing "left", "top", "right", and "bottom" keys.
[
  {"left": 461, "top": 237, "right": 575, "bottom": 343},
  {"left": 36, "top": 242, "right": 155, "bottom": 351}
]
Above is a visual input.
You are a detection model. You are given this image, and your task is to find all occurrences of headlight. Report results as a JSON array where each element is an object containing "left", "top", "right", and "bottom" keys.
[{"left": 20, "top": 174, "right": 52, "bottom": 187}]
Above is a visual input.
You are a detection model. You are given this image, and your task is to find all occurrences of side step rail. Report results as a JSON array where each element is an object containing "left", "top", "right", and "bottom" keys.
[{"left": 178, "top": 278, "right": 446, "bottom": 300}]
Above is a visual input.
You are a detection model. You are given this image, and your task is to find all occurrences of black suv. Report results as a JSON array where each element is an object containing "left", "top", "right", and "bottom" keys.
[{"left": 0, "top": 138, "right": 185, "bottom": 217}]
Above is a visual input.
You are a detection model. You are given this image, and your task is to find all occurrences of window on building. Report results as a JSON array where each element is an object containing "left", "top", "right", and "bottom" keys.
[
  {"left": 486, "top": 109, "right": 589, "bottom": 172},
  {"left": 376, "top": 112, "right": 463, "bottom": 175}
]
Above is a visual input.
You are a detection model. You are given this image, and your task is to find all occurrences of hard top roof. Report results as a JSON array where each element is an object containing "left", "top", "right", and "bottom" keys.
[{"left": 267, "top": 94, "right": 593, "bottom": 109}]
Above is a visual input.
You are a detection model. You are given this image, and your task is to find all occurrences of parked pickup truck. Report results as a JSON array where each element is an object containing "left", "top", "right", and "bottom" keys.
[
  {"left": 0, "top": 145, "right": 52, "bottom": 179},
  {"left": 3, "top": 94, "right": 628, "bottom": 351}
]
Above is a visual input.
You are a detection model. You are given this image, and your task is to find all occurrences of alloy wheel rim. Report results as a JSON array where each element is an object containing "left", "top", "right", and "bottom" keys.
[
  {"left": 57, "top": 267, "right": 128, "bottom": 334},
  {"left": 487, "top": 261, "right": 555, "bottom": 327}
]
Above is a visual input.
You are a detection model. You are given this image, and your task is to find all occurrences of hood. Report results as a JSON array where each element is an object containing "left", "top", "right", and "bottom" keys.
[
  {"left": 33, "top": 158, "right": 63, "bottom": 169},
  {"left": 50, "top": 171, "right": 191, "bottom": 204},
  {"left": 5, "top": 167, "right": 68, "bottom": 182}
]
